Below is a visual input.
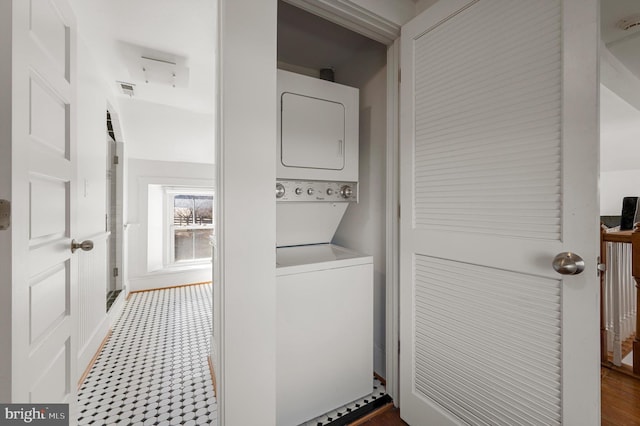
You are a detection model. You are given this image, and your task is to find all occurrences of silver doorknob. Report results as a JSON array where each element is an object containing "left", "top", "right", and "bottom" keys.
[
  {"left": 552, "top": 252, "right": 585, "bottom": 275},
  {"left": 71, "top": 239, "right": 94, "bottom": 253}
]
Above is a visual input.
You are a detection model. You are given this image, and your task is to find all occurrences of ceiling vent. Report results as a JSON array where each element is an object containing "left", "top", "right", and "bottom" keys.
[
  {"left": 117, "top": 81, "right": 135, "bottom": 97},
  {"left": 617, "top": 14, "right": 640, "bottom": 31}
]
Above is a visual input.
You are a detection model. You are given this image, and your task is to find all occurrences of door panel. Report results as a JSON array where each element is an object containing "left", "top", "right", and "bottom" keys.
[
  {"left": 400, "top": 0, "right": 599, "bottom": 424},
  {"left": 12, "top": 0, "right": 78, "bottom": 415}
]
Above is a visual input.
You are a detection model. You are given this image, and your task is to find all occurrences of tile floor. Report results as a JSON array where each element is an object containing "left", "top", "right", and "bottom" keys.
[
  {"left": 78, "top": 284, "right": 217, "bottom": 425},
  {"left": 78, "top": 283, "right": 388, "bottom": 426},
  {"left": 304, "top": 378, "right": 387, "bottom": 426}
]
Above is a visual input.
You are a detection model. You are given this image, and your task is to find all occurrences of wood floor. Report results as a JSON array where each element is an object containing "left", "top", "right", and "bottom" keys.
[
  {"left": 602, "top": 367, "right": 640, "bottom": 426},
  {"left": 362, "top": 368, "right": 640, "bottom": 426},
  {"left": 359, "top": 407, "right": 407, "bottom": 426}
]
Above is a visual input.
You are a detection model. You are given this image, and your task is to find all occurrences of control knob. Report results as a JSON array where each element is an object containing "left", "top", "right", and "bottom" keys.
[
  {"left": 295, "top": 187, "right": 303, "bottom": 195},
  {"left": 307, "top": 188, "right": 314, "bottom": 195},
  {"left": 275, "top": 183, "right": 285, "bottom": 199},
  {"left": 326, "top": 188, "right": 334, "bottom": 196},
  {"left": 340, "top": 185, "right": 353, "bottom": 199}
]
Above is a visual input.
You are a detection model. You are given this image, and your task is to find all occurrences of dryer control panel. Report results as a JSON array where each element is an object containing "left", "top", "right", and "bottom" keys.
[{"left": 276, "top": 180, "right": 357, "bottom": 202}]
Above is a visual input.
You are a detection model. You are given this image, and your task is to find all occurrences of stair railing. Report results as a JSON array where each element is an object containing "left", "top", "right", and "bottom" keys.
[{"left": 600, "top": 224, "right": 639, "bottom": 374}]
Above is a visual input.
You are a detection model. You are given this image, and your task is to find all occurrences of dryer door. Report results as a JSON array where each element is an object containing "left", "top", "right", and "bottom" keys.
[{"left": 281, "top": 93, "right": 345, "bottom": 170}]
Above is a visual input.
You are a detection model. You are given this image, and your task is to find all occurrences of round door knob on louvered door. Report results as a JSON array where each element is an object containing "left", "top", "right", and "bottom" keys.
[{"left": 552, "top": 252, "right": 585, "bottom": 275}]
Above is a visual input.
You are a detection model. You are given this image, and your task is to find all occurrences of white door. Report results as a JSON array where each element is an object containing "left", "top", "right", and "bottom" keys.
[
  {"left": 399, "top": 1, "right": 599, "bottom": 425},
  {"left": 10, "top": 0, "right": 78, "bottom": 415}
]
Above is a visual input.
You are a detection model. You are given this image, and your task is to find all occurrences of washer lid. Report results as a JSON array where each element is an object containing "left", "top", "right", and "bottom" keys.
[{"left": 276, "top": 243, "right": 372, "bottom": 274}]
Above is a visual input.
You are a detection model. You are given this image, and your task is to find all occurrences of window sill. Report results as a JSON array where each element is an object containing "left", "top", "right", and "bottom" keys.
[{"left": 148, "top": 261, "right": 211, "bottom": 275}]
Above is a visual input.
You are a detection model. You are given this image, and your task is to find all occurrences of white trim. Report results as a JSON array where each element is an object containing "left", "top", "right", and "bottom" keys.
[
  {"left": 0, "top": 0, "right": 12, "bottom": 402},
  {"left": 282, "top": 0, "right": 401, "bottom": 45},
  {"left": 128, "top": 267, "right": 212, "bottom": 292},
  {"left": 385, "top": 39, "right": 400, "bottom": 405},
  {"left": 213, "top": 0, "right": 225, "bottom": 422},
  {"left": 77, "top": 287, "right": 125, "bottom": 375}
]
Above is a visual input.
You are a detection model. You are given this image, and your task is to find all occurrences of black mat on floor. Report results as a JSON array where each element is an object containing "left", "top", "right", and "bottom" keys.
[{"left": 321, "top": 394, "right": 392, "bottom": 426}]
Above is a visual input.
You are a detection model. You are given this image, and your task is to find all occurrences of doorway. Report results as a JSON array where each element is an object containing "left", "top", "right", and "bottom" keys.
[{"left": 106, "top": 110, "right": 124, "bottom": 311}]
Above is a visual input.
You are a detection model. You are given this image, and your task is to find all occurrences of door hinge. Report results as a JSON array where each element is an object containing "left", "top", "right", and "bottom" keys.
[
  {"left": 0, "top": 200, "right": 10, "bottom": 230},
  {"left": 113, "top": 267, "right": 119, "bottom": 278},
  {"left": 398, "top": 68, "right": 401, "bottom": 84},
  {"left": 113, "top": 155, "right": 119, "bottom": 165},
  {"left": 398, "top": 204, "right": 401, "bottom": 219}
]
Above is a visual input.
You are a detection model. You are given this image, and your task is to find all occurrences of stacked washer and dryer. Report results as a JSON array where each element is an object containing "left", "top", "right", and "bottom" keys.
[{"left": 275, "top": 70, "right": 373, "bottom": 425}]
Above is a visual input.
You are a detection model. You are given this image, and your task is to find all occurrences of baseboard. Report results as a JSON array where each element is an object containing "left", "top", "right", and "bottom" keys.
[
  {"left": 324, "top": 395, "right": 394, "bottom": 426},
  {"left": 349, "top": 402, "right": 394, "bottom": 426},
  {"left": 128, "top": 281, "right": 212, "bottom": 298},
  {"left": 128, "top": 268, "right": 212, "bottom": 292},
  {"left": 78, "top": 329, "right": 112, "bottom": 390},
  {"left": 207, "top": 356, "right": 218, "bottom": 397}
]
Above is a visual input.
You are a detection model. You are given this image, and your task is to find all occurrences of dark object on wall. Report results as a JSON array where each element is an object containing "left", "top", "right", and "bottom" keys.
[
  {"left": 620, "top": 197, "right": 639, "bottom": 230},
  {"left": 601, "top": 216, "right": 621, "bottom": 229},
  {"left": 320, "top": 68, "right": 335, "bottom": 82}
]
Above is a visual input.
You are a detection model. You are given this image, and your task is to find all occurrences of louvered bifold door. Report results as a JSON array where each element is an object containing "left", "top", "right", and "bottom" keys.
[{"left": 399, "top": 0, "right": 600, "bottom": 425}]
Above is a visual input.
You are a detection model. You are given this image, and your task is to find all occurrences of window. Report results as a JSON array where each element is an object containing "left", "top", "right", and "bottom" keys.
[{"left": 166, "top": 190, "right": 214, "bottom": 265}]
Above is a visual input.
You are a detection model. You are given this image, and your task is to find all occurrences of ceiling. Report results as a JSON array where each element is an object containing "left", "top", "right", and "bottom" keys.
[
  {"left": 70, "top": 0, "right": 216, "bottom": 114},
  {"left": 601, "top": 0, "right": 640, "bottom": 82},
  {"left": 69, "top": 1, "right": 640, "bottom": 122}
]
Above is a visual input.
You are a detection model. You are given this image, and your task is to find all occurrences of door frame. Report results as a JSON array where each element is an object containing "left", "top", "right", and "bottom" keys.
[
  {"left": 105, "top": 104, "right": 125, "bottom": 301},
  {"left": 0, "top": 0, "right": 12, "bottom": 403},
  {"left": 281, "top": 0, "right": 405, "bottom": 405},
  {"left": 215, "top": 1, "right": 405, "bottom": 423}
]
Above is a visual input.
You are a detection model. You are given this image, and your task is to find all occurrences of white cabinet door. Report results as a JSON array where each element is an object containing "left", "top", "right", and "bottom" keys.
[
  {"left": 9, "top": 0, "right": 78, "bottom": 416},
  {"left": 277, "top": 263, "right": 373, "bottom": 426},
  {"left": 399, "top": 0, "right": 599, "bottom": 425}
]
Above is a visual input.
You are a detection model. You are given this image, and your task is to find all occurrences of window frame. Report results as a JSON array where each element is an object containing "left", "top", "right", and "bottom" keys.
[{"left": 164, "top": 187, "right": 214, "bottom": 268}]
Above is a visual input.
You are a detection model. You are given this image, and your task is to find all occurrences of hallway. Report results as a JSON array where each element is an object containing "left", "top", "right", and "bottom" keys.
[{"left": 78, "top": 284, "right": 217, "bottom": 425}]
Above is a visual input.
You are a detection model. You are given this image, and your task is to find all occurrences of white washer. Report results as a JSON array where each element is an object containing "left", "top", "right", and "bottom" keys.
[{"left": 276, "top": 244, "right": 373, "bottom": 426}]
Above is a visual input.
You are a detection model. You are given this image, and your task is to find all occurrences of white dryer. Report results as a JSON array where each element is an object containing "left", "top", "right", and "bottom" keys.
[{"left": 277, "top": 69, "right": 359, "bottom": 182}]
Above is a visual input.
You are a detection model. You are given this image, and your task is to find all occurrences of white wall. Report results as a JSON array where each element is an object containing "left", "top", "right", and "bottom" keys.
[
  {"left": 601, "top": 43, "right": 640, "bottom": 113},
  {"left": 600, "top": 85, "right": 640, "bottom": 216},
  {"left": 125, "top": 159, "right": 214, "bottom": 291},
  {"left": 119, "top": 97, "right": 215, "bottom": 164},
  {"left": 333, "top": 41, "right": 388, "bottom": 377},
  {"left": 600, "top": 170, "right": 640, "bottom": 216},
  {"left": 214, "top": 0, "right": 277, "bottom": 423}
]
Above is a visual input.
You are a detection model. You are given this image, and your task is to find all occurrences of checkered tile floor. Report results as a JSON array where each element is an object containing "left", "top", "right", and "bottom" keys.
[
  {"left": 78, "top": 283, "right": 387, "bottom": 425},
  {"left": 78, "top": 284, "right": 217, "bottom": 425},
  {"left": 304, "top": 378, "right": 387, "bottom": 426}
]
